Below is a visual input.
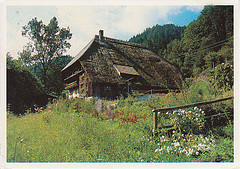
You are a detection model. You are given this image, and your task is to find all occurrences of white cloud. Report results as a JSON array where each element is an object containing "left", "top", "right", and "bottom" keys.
[
  {"left": 186, "top": 5, "right": 204, "bottom": 12},
  {"left": 56, "top": 6, "right": 125, "bottom": 56},
  {"left": 56, "top": 6, "right": 185, "bottom": 56},
  {"left": 6, "top": 21, "right": 29, "bottom": 59},
  {"left": 117, "top": 6, "right": 182, "bottom": 35},
  {"left": 7, "top": 5, "right": 203, "bottom": 58}
]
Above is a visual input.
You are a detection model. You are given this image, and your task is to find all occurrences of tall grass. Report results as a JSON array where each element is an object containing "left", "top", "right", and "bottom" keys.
[{"left": 7, "top": 84, "right": 234, "bottom": 162}]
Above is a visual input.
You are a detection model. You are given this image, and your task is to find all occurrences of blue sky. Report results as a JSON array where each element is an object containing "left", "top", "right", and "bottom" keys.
[
  {"left": 7, "top": 5, "right": 203, "bottom": 58},
  {"left": 167, "top": 6, "right": 202, "bottom": 26}
]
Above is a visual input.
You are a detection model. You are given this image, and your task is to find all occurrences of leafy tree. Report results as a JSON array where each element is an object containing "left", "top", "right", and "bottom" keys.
[
  {"left": 44, "top": 55, "right": 73, "bottom": 96},
  {"left": 19, "top": 17, "right": 72, "bottom": 94}
]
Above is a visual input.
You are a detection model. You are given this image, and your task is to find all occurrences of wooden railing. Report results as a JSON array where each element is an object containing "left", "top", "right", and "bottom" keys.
[{"left": 152, "top": 96, "right": 233, "bottom": 137}]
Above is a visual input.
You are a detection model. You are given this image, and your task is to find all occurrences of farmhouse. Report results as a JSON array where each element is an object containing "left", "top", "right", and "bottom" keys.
[{"left": 61, "top": 30, "right": 182, "bottom": 99}]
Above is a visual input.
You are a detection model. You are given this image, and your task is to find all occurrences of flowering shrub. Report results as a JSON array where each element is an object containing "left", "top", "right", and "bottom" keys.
[
  {"left": 154, "top": 133, "right": 215, "bottom": 157},
  {"left": 160, "top": 107, "right": 205, "bottom": 134}
]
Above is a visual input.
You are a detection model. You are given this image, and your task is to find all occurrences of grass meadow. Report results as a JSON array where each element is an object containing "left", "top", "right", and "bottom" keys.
[{"left": 7, "top": 82, "right": 234, "bottom": 162}]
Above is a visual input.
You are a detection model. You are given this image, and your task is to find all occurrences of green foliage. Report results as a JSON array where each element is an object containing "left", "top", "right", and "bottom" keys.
[
  {"left": 210, "top": 63, "right": 233, "bottom": 92},
  {"left": 129, "top": 24, "right": 185, "bottom": 55},
  {"left": 44, "top": 55, "right": 73, "bottom": 96},
  {"left": 163, "top": 6, "right": 233, "bottom": 78},
  {"left": 200, "top": 137, "right": 233, "bottom": 162},
  {"left": 7, "top": 84, "right": 233, "bottom": 162},
  {"left": 19, "top": 17, "right": 72, "bottom": 95}
]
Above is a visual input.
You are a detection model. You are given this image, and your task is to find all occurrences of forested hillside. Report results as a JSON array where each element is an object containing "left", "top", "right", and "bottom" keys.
[
  {"left": 129, "top": 6, "right": 233, "bottom": 84},
  {"left": 163, "top": 6, "right": 233, "bottom": 79},
  {"left": 129, "top": 24, "right": 185, "bottom": 54}
]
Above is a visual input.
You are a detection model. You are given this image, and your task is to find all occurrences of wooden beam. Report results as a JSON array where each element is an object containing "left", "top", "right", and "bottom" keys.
[
  {"left": 64, "top": 70, "right": 83, "bottom": 82},
  {"left": 153, "top": 96, "right": 233, "bottom": 113}
]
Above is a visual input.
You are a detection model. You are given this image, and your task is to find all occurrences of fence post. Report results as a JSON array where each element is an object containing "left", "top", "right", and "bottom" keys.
[{"left": 152, "top": 111, "right": 158, "bottom": 138}]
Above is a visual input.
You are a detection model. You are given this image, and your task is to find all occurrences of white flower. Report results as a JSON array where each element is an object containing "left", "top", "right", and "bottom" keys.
[
  {"left": 173, "top": 142, "right": 180, "bottom": 147},
  {"left": 196, "top": 151, "right": 199, "bottom": 155},
  {"left": 194, "top": 107, "right": 198, "bottom": 110}
]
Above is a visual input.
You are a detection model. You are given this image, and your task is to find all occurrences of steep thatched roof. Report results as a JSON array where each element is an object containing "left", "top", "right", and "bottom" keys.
[{"left": 62, "top": 34, "right": 182, "bottom": 89}]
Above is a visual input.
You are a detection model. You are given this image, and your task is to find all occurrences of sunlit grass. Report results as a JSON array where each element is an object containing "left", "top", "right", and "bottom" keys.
[{"left": 7, "top": 90, "right": 233, "bottom": 162}]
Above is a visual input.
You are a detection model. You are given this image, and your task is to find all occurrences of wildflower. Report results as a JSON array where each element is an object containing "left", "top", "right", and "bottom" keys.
[
  {"left": 194, "top": 107, "right": 197, "bottom": 110},
  {"left": 173, "top": 142, "right": 180, "bottom": 147}
]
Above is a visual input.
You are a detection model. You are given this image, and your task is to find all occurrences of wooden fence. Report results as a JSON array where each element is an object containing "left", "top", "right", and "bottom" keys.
[{"left": 152, "top": 96, "right": 233, "bottom": 137}]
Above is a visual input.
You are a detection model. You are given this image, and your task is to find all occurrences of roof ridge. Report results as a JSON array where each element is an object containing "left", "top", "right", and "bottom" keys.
[
  {"left": 95, "top": 35, "right": 147, "bottom": 49},
  {"left": 106, "top": 37, "right": 147, "bottom": 49}
]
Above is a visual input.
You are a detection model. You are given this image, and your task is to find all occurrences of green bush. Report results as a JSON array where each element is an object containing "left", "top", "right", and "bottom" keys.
[{"left": 210, "top": 63, "right": 233, "bottom": 93}]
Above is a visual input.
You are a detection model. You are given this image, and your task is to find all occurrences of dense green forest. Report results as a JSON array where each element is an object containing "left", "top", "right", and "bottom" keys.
[
  {"left": 129, "top": 6, "right": 233, "bottom": 83},
  {"left": 129, "top": 24, "right": 185, "bottom": 55}
]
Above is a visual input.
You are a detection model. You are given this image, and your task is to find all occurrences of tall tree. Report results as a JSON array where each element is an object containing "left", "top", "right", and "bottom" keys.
[{"left": 19, "top": 17, "right": 72, "bottom": 92}]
